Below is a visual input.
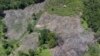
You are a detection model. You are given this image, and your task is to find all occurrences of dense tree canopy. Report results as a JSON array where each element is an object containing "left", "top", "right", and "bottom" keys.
[
  {"left": 82, "top": 0, "right": 100, "bottom": 33},
  {"left": 39, "top": 29, "right": 57, "bottom": 48},
  {"left": 0, "top": 0, "right": 45, "bottom": 10}
]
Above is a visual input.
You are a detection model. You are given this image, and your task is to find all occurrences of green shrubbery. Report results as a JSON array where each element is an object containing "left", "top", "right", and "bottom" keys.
[
  {"left": 81, "top": 19, "right": 88, "bottom": 30},
  {"left": 82, "top": 0, "right": 100, "bottom": 33},
  {"left": 18, "top": 29, "right": 56, "bottom": 56},
  {"left": 34, "top": 48, "right": 52, "bottom": 56},
  {"left": 0, "top": 17, "right": 19, "bottom": 56},
  {"left": 39, "top": 29, "right": 57, "bottom": 48},
  {"left": 0, "top": 0, "right": 35, "bottom": 10},
  {"left": 0, "top": 0, "right": 45, "bottom": 10},
  {"left": 18, "top": 48, "right": 51, "bottom": 56},
  {"left": 84, "top": 43, "right": 100, "bottom": 56}
]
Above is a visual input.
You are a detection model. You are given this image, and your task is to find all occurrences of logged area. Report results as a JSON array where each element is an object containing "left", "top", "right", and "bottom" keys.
[{"left": 0, "top": 0, "right": 100, "bottom": 56}]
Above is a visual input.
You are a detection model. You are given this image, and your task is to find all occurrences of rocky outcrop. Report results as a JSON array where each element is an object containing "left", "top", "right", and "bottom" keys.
[{"left": 35, "top": 12, "right": 94, "bottom": 56}]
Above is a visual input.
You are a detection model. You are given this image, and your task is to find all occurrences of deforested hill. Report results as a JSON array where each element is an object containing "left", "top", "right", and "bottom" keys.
[{"left": 0, "top": 0, "right": 100, "bottom": 56}]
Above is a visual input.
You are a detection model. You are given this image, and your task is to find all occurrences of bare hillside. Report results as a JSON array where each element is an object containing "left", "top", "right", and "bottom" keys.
[{"left": 1, "top": 0, "right": 96, "bottom": 56}]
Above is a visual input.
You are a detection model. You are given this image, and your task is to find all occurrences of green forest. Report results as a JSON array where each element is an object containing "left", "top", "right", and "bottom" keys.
[{"left": 0, "top": 0, "right": 44, "bottom": 10}]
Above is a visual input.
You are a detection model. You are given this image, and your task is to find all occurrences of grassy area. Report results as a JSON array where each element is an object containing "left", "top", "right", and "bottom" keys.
[
  {"left": 39, "top": 49, "right": 51, "bottom": 56},
  {"left": 0, "top": 17, "right": 5, "bottom": 37},
  {"left": 0, "top": 39, "right": 19, "bottom": 56},
  {"left": 35, "top": 47, "right": 52, "bottom": 56},
  {"left": 0, "top": 17, "right": 7, "bottom": 56},
  {"left": 27, "top": 11, "right": 43, "bottom": 33},
  {"left": 81, "top": 19, "right": 88, "bottom": 30},
  {"left": 18, "top": 47, "right": 52, "bottom": 56},
  {"left": 45, "top": 0, "right": 83, "bottom": 16},
  {"left": 0, "top": 41, "right": 7, "bottom": 56},
  {"left": 0, "top": 0, "right": 35, "bottom": 10}
]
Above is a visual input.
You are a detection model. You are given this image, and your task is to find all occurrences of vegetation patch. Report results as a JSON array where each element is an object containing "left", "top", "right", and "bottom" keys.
[
  {"left": 0, "top": 0, "right": 45, "bottom": 10},
  {"left": 0, "top": 16, "right": 19, "bottom": 56},
  {"left": 81, "top": 18, "right": 88, "bottom": 30},
  {"left": 45, "top": 0, "right": 83, "bottom": 16},
  {"left": 84, "top": 43, "right": 100, "bottom": 56},
  {"left": 18, "top": 29, "right": 56, "bottom": 56},
  {"left": 27, "top": 12, "right": 43, "bottom": 33},
  {"left": 39, "top": 29, "right": 57, "bottom": 48},
  {"left": 82, "top": 0, "right": 100, "bottom": 33},
  {"left": 35, "top": 48, "right": 52, "bottom": 56},
  {"left": 18, "top": 47, "right": 51, "bottom": 56},
  {"left": 0, "top": 17, "right": 5, "bottom": 37}
]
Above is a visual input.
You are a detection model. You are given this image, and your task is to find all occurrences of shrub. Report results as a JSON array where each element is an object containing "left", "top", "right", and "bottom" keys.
[
  {"left": 0, "top": 17, "right": 5, "bottom": 37},
  {"left": 82, "top": 0, "right": 100, "bottom": 33},
  {"left": 18, "top": 51, "right": 29, "bottom": 56},
  {"left": 39, "top": 29, "right": 57, "bottom": 48},
  {"left": 45, "top": 0, "right": 83, "bottom": 16},
  {"left": 28, "top": 49, "right": 35, "bottom": 56},
  {"left": 84, "top": 43, "right": 100, "bottom": 56}
]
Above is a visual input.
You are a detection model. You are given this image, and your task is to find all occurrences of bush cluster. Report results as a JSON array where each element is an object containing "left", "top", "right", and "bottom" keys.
[
  {"left": 39, "top": 29, "right": 57, "bottom": 48},
  {"left": 84, "top": 43, "right": 100, "bottom": 56},
  {"left": 0, "top": 0, "right": 45, "bottom": 10},
  {"left": 82, "top": 0, "right": 100, "bottom": 33},
  {"left": 0, "top": 17, "right": 19, "bottom": 56}
]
